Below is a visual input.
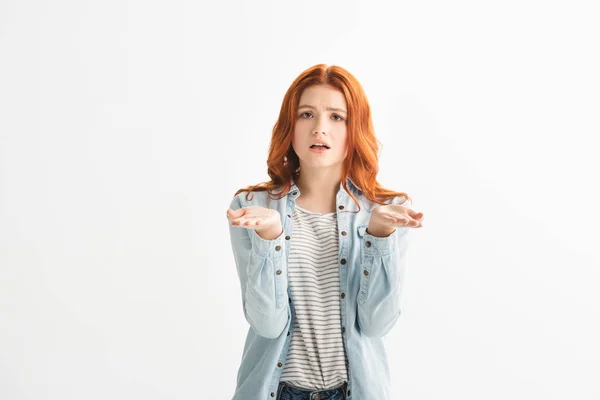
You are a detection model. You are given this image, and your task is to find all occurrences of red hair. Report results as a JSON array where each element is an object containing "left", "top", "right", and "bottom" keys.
[{"left": 233, "top": 63, "right": 412, "bottom": 213}]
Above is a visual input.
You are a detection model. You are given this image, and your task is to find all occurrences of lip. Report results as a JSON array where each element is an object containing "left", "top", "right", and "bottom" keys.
[
  {"left": 310, "top": 142, "right": 330, "bottom": 148},
  {"left": 309, "top": 146, "right": 329, "bottom": 154}
]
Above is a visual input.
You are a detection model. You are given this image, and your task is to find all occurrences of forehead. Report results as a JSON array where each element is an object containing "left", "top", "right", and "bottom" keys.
[{"left": 298, "top": 85, "right": 347, "bottom": 108}]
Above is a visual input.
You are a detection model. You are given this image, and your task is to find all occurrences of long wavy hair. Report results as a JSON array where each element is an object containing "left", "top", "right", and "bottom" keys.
[{"left": 232, "top": 63, "right": 411, "bottom": 213}]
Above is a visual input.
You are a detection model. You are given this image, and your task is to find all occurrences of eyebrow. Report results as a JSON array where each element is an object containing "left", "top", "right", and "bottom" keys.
[{"left": 298, "top": 104, "right": 347, "bottom": 114}]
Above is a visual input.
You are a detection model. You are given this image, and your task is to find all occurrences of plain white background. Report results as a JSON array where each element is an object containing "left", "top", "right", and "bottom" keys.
[{"left": 1, "top": 0, "right": 599, "bottom": 399}]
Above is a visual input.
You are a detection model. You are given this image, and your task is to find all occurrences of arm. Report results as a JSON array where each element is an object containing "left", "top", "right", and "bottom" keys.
[
  {"left": 357, "top": 200, "right": 411, "bottom": 337},
  {"left": 227, "top": 195, "right": 289, "bottom": 339}
]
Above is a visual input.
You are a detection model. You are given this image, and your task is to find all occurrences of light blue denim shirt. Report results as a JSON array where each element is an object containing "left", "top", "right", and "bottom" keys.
[{"left": 227, "top": 176, "right": 412, "bottom": 400}]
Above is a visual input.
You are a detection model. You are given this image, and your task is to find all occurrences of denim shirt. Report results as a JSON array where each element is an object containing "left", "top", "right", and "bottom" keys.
[{"left": 227, "top": 177, "right": 412, "bottom": 400}]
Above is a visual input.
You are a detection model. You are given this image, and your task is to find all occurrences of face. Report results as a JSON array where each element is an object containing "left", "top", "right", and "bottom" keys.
[{"left": 292, "top": 84, "right": 349, "bottom": 171}]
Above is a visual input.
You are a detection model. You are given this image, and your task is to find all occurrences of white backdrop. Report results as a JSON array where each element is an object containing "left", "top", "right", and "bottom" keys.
[{"left": 1, "top": 0, "right": 599, "bottom": 399}]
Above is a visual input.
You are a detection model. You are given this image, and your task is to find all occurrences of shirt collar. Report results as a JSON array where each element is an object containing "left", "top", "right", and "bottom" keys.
[{"left": 288, "top": 176, "right": 362, "bottom": 197}]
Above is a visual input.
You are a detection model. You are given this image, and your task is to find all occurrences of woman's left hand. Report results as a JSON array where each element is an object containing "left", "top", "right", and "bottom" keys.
[{"left": 369, "top": 204, "right": 425, "bottom": 231}]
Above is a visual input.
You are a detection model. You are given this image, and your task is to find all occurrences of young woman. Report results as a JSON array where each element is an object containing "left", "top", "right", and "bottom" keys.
[{"left": 226, "top": 64, "right": 424, "bottom": 400}]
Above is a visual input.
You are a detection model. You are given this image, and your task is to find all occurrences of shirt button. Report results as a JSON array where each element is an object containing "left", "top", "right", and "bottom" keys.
[
  {"left": 292, "top": 191, "right": 297, "bottom": 196},
  {"left": 287, "top": 330, "right": 290, "bottom": 336},
  {"left": 347, "top": 390, "right": 351, "bottom": 396},
  {"left": 338, "top": 205, "right": 344, "bottom": 210},
  {"left": 288, "top": 297, "right": 291, "bottom": 303},
  {"left": 270, "top": 392, "right": 275, "bottom": 397},
  {"left": 365, "top": 241, "right": 371, "bottom": 247},
  {"left": 340, "top": 292, "right": 345, "bottom": 299},
  {"left": 285, "top": 235, "right": 290, "bottom": 240},
  {"left": 341, "top": 231, "right": 347, "bottom": 236},
  {"left": 276, "top": 269, "right": 282, "bottom": 275},
  {"left": 340, "top": 258, "right": 346, "bottom": 264},
  {"left": 277, "top": 362, "right": 282, "bottom": 367},
  {"left": 275, "top": 245, "right": 281, "bottom": 251},
  {"left": 342, "top": 326, "right": 345, "bottom": 333},
  {"left": 364, "top": 269, "right": 369, "bottom": 276}
]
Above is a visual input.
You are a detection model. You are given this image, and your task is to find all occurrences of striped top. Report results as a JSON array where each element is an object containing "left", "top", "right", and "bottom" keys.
[{"left": 279, "top": 204, "right": 349, "bottom": 390}]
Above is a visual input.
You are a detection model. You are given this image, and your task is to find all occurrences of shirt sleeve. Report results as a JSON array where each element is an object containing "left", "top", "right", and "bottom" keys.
[
  {"left": 356, "top": 196, "right": 412, "bottom": 337},
  {"left": 227, "top": 194, "right": 289, "bottom": 339}
]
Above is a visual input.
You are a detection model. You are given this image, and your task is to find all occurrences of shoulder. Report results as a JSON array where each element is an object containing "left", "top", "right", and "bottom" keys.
[
  {"left": 357, "top": 193, "right": 411, "bottom": 213},
  {"left": 388, "top": 194, "right": 411, "bottom": 206},
  {"left": 230, "top": 190, "right": 273, "bottom": 209}
]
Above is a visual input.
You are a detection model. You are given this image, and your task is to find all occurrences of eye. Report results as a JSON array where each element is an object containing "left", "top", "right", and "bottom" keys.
[
  {"left": 332, "top": 114, "right": 344, "bottom": 121},
  {"left": 299, "top": 112, "right": 312, "bottom": 118}
]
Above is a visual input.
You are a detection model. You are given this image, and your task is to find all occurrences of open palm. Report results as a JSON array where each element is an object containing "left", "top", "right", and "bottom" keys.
[{"left": 226, "top": 205, "right": 281, "bottom": 231}]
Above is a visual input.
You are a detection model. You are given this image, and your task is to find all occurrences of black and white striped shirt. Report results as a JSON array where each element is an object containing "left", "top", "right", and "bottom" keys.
[{"left": 279, "top": 204, "right": 349, "bottom": 390}]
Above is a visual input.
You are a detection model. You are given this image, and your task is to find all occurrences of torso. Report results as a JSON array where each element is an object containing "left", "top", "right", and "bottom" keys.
[{"left": 280, "top": 199, "right": 347, "bottom": 389}]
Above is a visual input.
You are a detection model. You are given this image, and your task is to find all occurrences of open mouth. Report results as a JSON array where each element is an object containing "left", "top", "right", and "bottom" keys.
[{"left": 310, "top": 145, "right": 330, "bottom": 150}]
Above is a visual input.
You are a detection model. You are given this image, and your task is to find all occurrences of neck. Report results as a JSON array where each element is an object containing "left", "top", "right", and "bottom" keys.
[{"left": 294, "top": 165, "right": 342, "bottom": 200}]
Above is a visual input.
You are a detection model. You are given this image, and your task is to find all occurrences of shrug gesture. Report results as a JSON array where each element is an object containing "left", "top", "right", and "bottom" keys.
[{"left": 227, "top": 206, "right": 283, "bottom": 240}]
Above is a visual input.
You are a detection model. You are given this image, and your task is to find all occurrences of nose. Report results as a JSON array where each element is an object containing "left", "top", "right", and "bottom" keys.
[{"left": 312, "top": 114, "right": 331, "bottom": 134}]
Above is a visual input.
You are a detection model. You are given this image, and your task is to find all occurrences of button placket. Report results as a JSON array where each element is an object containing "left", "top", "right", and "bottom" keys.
[
  {"left": 337, "top": 198, "right": 352, "bottom": 398},
  {"left": 274, "top": 195, "right": 295, "bottom": 391}
]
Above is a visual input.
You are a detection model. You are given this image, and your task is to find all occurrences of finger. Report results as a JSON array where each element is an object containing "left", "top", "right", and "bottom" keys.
[
  {"left": 395, "top": 216, "right": 420, "bottom": 227},
  {"left": 230, "top": 215, "right": 247, "bottom": 226},
  {"left": 234, "top": 216, "right": 261, "bottom": 227},
  {"left": 244, "top": 217, "right": 262, "bottom": 226},
  {"left": 408, "top": 219, "right": 420, "bottom": 227},
  {"left": 231, "top": 219, "right": 250, "bottom": 227},
  {"left": 228, "top": 208, "right": 246, "bottom": 217},
  {"left": 406, "top": 208, "right": 423, "bottom": 220},
  {"left": 391, "top": 215, "right": 411, "bottom": 225},
  {"left": 381, "top": 212, "right": 398, "bottom": 220},
  {"left": 235, "top": 217, "right": 251, "bottom": 226},
  {"left": 385, "top": 208, "right": 423, "bottom": 223}
]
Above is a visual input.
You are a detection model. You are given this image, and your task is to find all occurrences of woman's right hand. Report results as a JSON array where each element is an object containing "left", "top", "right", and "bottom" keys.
[{"left": 227, "top": 206, "right": 283, "bottom": 240}]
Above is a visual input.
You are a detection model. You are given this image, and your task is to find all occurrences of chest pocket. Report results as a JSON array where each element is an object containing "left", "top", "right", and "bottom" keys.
[
  {"left": 357, "top": 224, "right": 368, "bottom": 238},
  {"left": 356, "top": 224, "right": 370, "bottom": 268}
]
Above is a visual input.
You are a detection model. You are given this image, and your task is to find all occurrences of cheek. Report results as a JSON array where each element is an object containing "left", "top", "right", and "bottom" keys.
[
  {"left": 290, "top": 134, "right": 303, "bottom": 153},
  {"left": 292, "top": 122, "right": 302, "bottom": 140},
  {"left": 336, "top": 133, "right": 348, "bottom": 151},
  {"left": 291, "top": 131, "right": 300, "bottom": 146}
]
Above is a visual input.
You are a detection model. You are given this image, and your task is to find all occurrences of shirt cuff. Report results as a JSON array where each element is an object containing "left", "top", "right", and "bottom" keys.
[
  {"left": 249, "top": 228, "right": 286, "bottom": 257},
  {"left": 362, "top": 227, "right": 409, "bottom": 256}
]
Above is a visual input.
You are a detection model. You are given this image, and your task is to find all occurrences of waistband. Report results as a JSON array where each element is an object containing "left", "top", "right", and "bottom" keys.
[{"left": 277, "top": 380, "right": 348, "bottom": 399}]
